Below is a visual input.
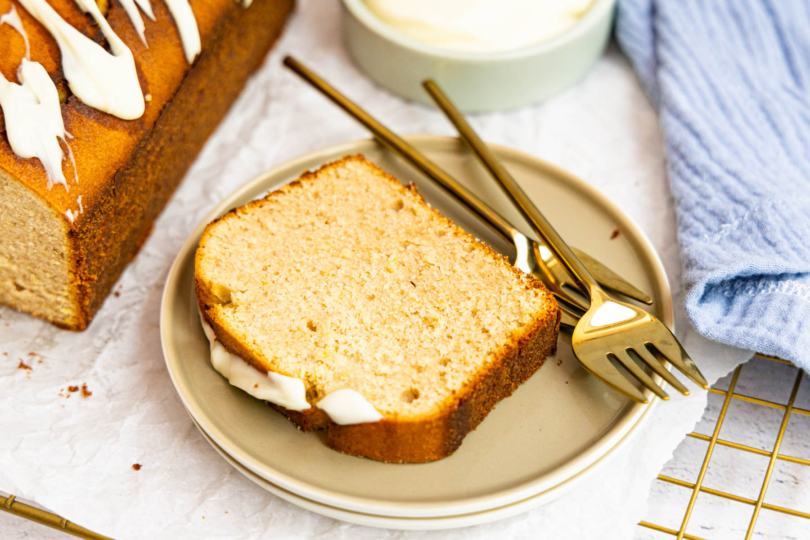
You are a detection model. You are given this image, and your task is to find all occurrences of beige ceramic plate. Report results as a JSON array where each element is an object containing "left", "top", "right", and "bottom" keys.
[
  {"left": 161, "top": 136, "right": 672, "bottom": 520},
  {"left": 189, "top": 415, "right": 612, "bottom": 530}
]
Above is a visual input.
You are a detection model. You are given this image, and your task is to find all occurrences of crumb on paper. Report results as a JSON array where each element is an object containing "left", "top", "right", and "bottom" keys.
[
  {"left": 81, "top": 383, "right": 92, "bottom": 397},
  {"left": 18, "top": 359, "right": 32, "bottom": 371},
  {"left": 28, "top": 352, "right": 37, "bottom": 356},
  {"left": 68, "top": 385, "right": 79, "bottom": 393},
  {"left": 132, "top": 463, "right": 142, "bottom": 471},
  {"left": 610, "top": 228, "right": 620, "bottom": 240}
]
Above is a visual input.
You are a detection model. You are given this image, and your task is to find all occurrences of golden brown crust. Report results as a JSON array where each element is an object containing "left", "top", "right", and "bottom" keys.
[
  {"left": 70, "top": 0, "right": 294, "bottom": 329},
  {"left": 277, "top": 306, "right": 560, "bottom": 463},
  {"left": 196, "top": 155, "right": 561, "bottom": 463},
  {"left": 0, "top": 0, "right": 295, "bottom": 329},
  {"left": 269, "top": 404, "right": 331, "bottom": 432}
]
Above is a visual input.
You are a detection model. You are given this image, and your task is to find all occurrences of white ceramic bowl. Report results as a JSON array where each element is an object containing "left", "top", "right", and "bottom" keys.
[{"left": 341, "top": 0, "right": 616, "bottom": 112}]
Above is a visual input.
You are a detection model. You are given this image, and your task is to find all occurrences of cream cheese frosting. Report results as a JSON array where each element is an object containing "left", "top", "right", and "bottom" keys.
[
  {"left": 198, "top": 313, "right": 383, "bottom": 424},
  {"left": 364, "top": 0, "right": 595, "bottom": 53}
]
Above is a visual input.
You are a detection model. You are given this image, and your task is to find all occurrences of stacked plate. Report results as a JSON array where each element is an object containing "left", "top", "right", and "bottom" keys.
[{"left": 160, "top": 137, "right": 672, "bottom": 530}]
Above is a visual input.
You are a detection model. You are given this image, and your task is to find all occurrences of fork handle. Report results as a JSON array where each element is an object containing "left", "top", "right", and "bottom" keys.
[
  {"left": 423, "top": 80, "right": 603, "bottom": 298},
  {"left": 282, "top": 57, "right": 521, "bottom": 247}
]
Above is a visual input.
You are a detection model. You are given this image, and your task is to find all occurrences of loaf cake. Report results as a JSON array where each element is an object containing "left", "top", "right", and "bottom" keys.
[
  {"left": 196, "top": 156, "right": 561, "bottom": 462},
  {"left": 0, "top": 0, "right": 294, "bottom": 330}
]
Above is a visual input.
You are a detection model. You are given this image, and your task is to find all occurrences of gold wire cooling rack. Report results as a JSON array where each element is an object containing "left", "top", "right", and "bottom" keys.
[
  {"left": 2, "top": 354, "right": 807, "bottom": 540},
  {"left": 639, "top": 354, "right": 809, "bottom": 540}
]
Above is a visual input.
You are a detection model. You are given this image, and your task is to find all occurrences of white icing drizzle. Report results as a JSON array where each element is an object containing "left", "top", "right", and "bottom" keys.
[
  {"left": 133, "top": 0, "right": 155, "bottom": 18},
  {"left": 0, "top": 6, "right": 74, "bottom": 190},
  {"left": 18, "top": 0, "right": 145, "bottom": 120},
  {"left": 65, "top": 194, "right": 83, "bottom": 223},
  {"left": 0, "top": 58, "right": 72, "bottom": 190},
  {"left": 163, "top": 0, "right": 200, "bottom": 63},
  {"left": 118, "top": 0, "right": 156, "bottom": 45},
  {"left": 316, "top": 389, "right": 383, "bottom": 425},
  {"left": 199, "top": 313, "right": 382, "bottom": 424},
  {"left": 0, "top": 5, "right": 30, "bottom": 59},
  {"left": 590, "top": 302, "right": 636, "bottom": 327}
]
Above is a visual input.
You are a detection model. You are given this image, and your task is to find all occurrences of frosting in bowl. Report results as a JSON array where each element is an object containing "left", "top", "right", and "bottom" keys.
[{"left": 364, "top": 0, "right": 595, "bottom": 53}]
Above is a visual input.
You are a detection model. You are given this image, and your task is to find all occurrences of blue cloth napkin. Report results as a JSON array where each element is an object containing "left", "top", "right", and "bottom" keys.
[{"left": 615, "top": 0, "right": 810, "bottom": 369}]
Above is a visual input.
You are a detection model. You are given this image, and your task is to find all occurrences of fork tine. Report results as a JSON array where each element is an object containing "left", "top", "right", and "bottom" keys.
[
  {"left": 630, "top": 347, "right": 690, "bottom": 396},
  {"left": 648, "top": 338, "right": 709, "bottom": 389},
  {"left": 611, "top": 351, "right": 669, "bottom": 400},
  {"left": 578, "top": 354, "right": 649, "bottom": 404},
  {"left": 559, "top": 306, "right": 579, "bottom": 330},
  {"left": 554, "top": 293, "right": 587, "bottom": 318}
]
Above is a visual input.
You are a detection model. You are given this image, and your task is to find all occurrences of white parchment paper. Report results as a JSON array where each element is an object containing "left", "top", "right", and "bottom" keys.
[{"left": 0, "top": 1, "right": 753, "bottom": 538}]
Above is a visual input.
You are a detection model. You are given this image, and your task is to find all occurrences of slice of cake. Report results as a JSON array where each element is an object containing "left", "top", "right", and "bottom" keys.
[{"left": 195, "top": 155, "right": 560, "bottom": 462}]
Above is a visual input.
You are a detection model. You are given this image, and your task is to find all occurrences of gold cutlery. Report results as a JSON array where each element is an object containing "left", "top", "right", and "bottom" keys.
[
  {"left": 0, "top": 493, "right": 110, "bottom": 540},
  {"left": 282, "top": 57, "right": 652, "bottom": 317},
  {"left": 423, "top": 79, "right": 708, "bottom": 403}
]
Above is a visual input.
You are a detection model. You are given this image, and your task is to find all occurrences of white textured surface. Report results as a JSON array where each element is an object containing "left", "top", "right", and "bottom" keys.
[{"left": 0, "top": 1, "right": 776, "bottom": 538}]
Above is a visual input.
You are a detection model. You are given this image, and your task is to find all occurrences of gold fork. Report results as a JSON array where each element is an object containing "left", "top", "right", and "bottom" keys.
[
  {"left": 281, "top": 57, "right": 686, "bottom": 403},
  {"left": 282, "top": 57, "right": 652, "bottom": 314},
  {"left": 424, "top": 80, "right": 708, "bottom": 403}
]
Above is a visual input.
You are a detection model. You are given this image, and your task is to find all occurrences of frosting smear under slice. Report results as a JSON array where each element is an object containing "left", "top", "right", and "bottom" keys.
[
  {"left": 200, "top": 314, "right": 311, "bottom": 411},
  {"left": 199, "top": 313, "right": 383, "bottom": 424}
]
